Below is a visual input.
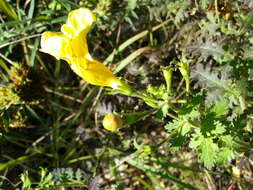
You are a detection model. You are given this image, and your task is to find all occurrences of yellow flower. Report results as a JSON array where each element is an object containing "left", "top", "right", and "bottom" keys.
[
  {"left": 102, "top": 113, "right": 123, "bottom": 132},
  {"left": 40, "top": 8, "right": 120, "bottom": 88}
]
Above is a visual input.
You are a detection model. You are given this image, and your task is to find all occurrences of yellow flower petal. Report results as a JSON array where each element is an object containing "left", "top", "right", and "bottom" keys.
[
  {"left": 40, "top": 8, "right": 123, "bottom": 88},
  {"left": 60, "top": 24, "right": 75, "bottom": 38},
  {"left": 69, "top": 56, "right": 120, "bottom": 88},
  {"left": 61, "top": 8, "right": 96, "bottom": 38},
  {"left": 41, "top": 31, "right": 72, "bottom": 61},
  {"left": 70, "top": 36, "right": 89, "bottom": 58}
]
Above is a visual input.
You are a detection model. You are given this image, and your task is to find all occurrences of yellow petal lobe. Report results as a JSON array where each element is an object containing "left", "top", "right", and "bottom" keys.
[
  {"left": 70, "top": 56, "right": 120, "bottom": 88},
  {"left": 40, "top": 8, "right": 121, "bottom": 88},
  {"left": 61, "top": 8, "right": 96, "bottom": 38},
  {"left": 70, "top": 36, "right": 89, "bottom": 57},
  {"left": 41, "top": 31, "right": 72, "bottom": 60}
]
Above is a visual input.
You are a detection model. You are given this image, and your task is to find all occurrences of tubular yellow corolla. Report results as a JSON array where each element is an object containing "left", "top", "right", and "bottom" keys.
[{"left": 41, "top": 8, "right": 121, "bottom": 88}]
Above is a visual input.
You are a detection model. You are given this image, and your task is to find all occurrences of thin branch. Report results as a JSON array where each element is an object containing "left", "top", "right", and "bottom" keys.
[
  {"left": 0, "top": 34, "right": 41, "bottom": 49},
  {"left": 0, "top": 53, "right": 15, "bottom": 65},
  {"left": 44, "top": 86, "right": 83, "bottom": 103}
]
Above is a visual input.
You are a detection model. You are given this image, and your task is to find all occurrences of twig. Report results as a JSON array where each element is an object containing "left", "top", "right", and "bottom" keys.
[
  {"left": 44, "top": 86, "right": 83, "bottom": 103},
  {"left": 0, "top": 34, "right": 41, "bottom": 49},
  {"left": 0, "top": 53, "right": 15, "bottom": 65}
]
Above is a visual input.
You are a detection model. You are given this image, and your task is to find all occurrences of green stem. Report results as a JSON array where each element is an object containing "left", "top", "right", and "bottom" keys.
[
  {"left": 167, "top": 112, "right": 179, "bottom": 120},
  {"left": 166, "top": 113, "right": 199, "bottom": 129},
  {"left": 104, "top": 19, "right": 170, "bottom": 65},
  {"left": 214, "top": 0, "right": 220, "bottom": 23},
  {"left": 117, "top": 83, "right": 199, "bottom": 130},
  {"left": 131, "top": 91, "right": 160, "bottom": 108}
]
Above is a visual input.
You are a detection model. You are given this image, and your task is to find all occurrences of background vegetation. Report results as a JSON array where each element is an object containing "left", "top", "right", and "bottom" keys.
[{"left": 0, "top": 0, "right": 253, "bottom": 189}]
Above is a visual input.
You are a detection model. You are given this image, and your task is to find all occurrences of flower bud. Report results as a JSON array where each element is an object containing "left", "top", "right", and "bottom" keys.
[
  {"left": 178, "top": 61, "right": 190, "bottom": 93},
  {"left": 161, "top": 66, "right": 173, "bottom": 92},
  {"left": 102, "top": 113, "right": 123, "bottom": 132}
]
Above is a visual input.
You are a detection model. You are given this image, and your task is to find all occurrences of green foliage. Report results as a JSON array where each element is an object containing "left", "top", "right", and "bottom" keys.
[
  {"left": 190, "top": 135, "right": 218, "bottom": 169},
  {"left": 0, "top": 0, "right": 253, "bottom": 189},
  {"left": 0, "top": 0, "right": 18, "bottom": 20},
  {"left": 19, "top": 168, "right": 91, "bottom": 190},
  {"left": 165, "top": 119, "right": 192, "bottom": 151},
  {"left": 191, "top": 64, "right": 241, "bottom": 106},
  {"left": 0, "top": 84, "right": 20, "bottom": 110},
  {"left": 189, "top": 127, "right": 235, "bottom": 169}
]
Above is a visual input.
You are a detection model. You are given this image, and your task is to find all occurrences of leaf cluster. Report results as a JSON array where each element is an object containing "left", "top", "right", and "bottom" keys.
[{"left": 19, "top": 168, "right": 92, "bottom": 190}]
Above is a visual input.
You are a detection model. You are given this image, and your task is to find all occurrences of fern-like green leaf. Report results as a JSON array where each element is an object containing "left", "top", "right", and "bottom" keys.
[
  {"left": 165, "top": 120, "right": 191, "bottom": 151},
  {"left": 210, "top": 99, "right": 229, "bottom": 117},
  {"left": 200, "top": 138, "right": 218, "bottom": 169},
  {"left": 195, "top": 39, "right": 225, "bottom": 61},
  {"left": 191, "top": 64, "right": 239, "bottom": 105},
  {"left": 217, "top": 147, "right": 235, "bottom": 165},
  {"left": 217, "top": 135, "right": 235, "bottom": 165},
  {"left": 190, "top": 130, "right": 220, "bottom": 169}
]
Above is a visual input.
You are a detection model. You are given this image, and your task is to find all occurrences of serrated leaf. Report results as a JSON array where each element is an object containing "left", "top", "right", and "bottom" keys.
[
  {"left": 190, "top": 132, "right": 218, "bottom": 169},
  {"left": 189, "top": 129, "right": 203, "bottom": 149},
  {"left": 171, "top": 121, "right": 191, "bottom": 151},
  {"left": 191, "top": 64, "right": 238, "bottom": 105},
  {"left": 217, "top": 147, "right": 235, "bottom": 165},
  {"left": 191, "top": 64, "right": 232, "bottom": 90},
  {"left": 212, "top": 121, "right": 226, "bottom": 135},
  {"left": 210, "top": 99, "right": 229, "bottom": 117},
  {"left": 220, "top": 135, "right": 233, "bottom": 147},
  {"left": 166, "top": 120, "right": 191, "bottom": 151},
  {"left": 197, "top": 12, "right": 219, "bottom": 38},
  {"left": 175, "top": 6, "right": 189, "bottom": 25},
  {"left": 200, "top": 113, "right": 216, "bottom": 135},
  {"left": 177, "top": 94, "right": 202, "bottom": 120},
  {"left": 182, "top": 109, "right": 201, "bottom": 120},
  {"left": 165, "top": 119, "right": 191, "bottom": 135},
  {"left": 195, "top": 40, "right": 225, "bottom": 61},
  {"left": 201, "top": 116, "right": 226, "bottom": 136},
  {"left": 199, "top": 138, "right": 218, "bottom": 169},
  {"left": 165, "top": 119, "right": 179, "bottom": 132}
]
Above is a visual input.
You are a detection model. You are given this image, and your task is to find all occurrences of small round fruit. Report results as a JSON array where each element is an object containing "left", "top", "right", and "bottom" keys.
[{"left": 102, "top": 114, "right": 123, "bottom": 132}]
